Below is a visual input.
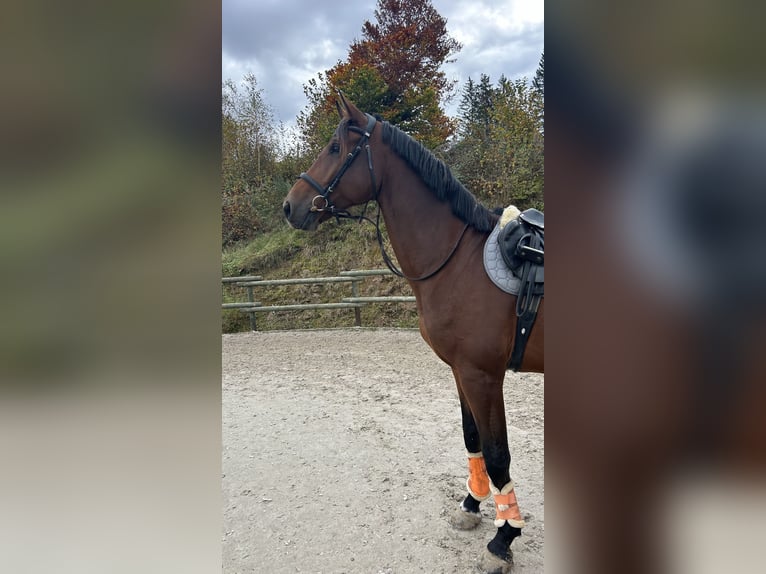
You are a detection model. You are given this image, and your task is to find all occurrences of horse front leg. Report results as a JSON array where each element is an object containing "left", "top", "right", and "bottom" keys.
[
  {"left": 451, "top": 378, "right": 491, "bottom": 529},
  {"left": 482, "top": 435, "right": 524, "bottom": 573}
]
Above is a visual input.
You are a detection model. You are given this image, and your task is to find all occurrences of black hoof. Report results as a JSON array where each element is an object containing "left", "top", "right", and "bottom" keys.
[{"left": 462, "top": 494, "right": 482, "bottom": 514}]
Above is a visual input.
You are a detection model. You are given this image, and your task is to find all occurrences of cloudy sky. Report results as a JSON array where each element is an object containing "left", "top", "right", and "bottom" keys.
[{"left": 222, "top": 0, "right": 543, "bottom": 125}]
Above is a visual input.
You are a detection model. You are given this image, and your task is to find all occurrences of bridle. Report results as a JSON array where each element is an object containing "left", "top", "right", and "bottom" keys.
[
  {"left": 299, "top": 113, "right": 379, "bottom": 217},
  {"left": 296, "top": 112, "right": 469, "bottom": 282}
]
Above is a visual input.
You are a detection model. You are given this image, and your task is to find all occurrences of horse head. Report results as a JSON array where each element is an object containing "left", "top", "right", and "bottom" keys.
[{"left": 283, "top": 93, "right": 379, "bottom": 230}]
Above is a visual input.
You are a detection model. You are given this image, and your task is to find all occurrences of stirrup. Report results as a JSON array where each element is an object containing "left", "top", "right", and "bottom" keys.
[{"left": 518, "top": 245, "right": 544, "bottom": 265}]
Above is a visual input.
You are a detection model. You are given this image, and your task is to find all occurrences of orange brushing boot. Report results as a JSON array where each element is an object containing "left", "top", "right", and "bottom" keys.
[
  {"left": 466, "top": 452, "right": 491, "bottom": 501},
  {"left": 491, "top": 481, "right": 526, "bottom": 528}
]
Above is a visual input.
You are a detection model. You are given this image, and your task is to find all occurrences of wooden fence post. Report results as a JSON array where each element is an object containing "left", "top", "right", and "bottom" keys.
[
  {"left": 351, "top": 279, "right": 362, "bottom": 327},
  {"left": 246, "top": 285, "right": 257, "bottom": 331}
]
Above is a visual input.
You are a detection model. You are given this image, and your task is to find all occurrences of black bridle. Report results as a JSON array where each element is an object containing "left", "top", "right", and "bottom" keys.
[
  {"left": 299, "top": 113, "right": 379, "bottom": 216},
  {"left": 297, "top": 112, "right": 469, "bottom": 282}
]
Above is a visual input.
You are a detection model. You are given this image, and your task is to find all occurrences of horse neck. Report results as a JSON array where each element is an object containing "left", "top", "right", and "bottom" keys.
[{"left": 376, "top": 152, "right": 468, "bottom": 279}]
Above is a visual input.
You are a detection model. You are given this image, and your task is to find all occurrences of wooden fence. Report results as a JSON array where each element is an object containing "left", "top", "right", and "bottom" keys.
[{"left": 222, "top": 269, "right": 416, "bottom": 331}]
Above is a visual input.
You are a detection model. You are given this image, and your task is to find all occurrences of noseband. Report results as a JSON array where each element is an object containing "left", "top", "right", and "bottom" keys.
[{"left": 299, "top": 113, "right": 378, "bottom": 215}]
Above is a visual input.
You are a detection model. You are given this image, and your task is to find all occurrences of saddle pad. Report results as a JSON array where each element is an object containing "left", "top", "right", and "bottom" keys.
[{"left": 483, "top": 221, "right": 522, "bottom": 295}]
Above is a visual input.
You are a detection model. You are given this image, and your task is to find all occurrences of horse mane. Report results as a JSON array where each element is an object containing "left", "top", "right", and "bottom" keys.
[{"left": 380, "top": 120, "right": 498, "bottom": 232}]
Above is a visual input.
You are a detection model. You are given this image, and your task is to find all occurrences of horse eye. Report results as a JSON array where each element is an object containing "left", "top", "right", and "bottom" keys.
[{"left": 330, "top": 141, "right": 340, "bottom": 154}]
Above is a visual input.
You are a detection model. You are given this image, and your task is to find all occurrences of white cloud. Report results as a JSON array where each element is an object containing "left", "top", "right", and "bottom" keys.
[
  {"left": 221, "top": 51, "right": 261, "bottom": 87},
  {"left": 222, "top": 0, "right": 543, "bottom": 123}
]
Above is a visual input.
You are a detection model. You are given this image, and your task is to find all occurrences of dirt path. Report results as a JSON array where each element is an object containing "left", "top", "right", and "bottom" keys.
[{"left": 223, "top": 329, "right": 544, "bottom": 573}]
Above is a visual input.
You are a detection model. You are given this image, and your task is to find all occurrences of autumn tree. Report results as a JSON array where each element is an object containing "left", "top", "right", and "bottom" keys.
[
  {"left": 297, "top": 64, "right": 389, "bottom": 154},
  {"left": 298, "top": 0, "right": 461, "bottom": 153},
  {"left": 354, "top": 0, "right": 459, "bottom": 100}
]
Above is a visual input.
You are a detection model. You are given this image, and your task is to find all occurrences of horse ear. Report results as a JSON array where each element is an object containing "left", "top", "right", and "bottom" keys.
[
  {"left": 337, "top": 90, "right": 365, "bottom": 124},
  {"left": 335, "top": 98, "right": 343, "bottom": 119},
  {"left": 337, "top": 90, "right": 351, "bottom": 119}
]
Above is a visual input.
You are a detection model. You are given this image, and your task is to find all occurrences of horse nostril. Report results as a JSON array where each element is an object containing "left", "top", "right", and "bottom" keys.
[{"left": 283, "top": 201, "right": 291, "bottom": 219}]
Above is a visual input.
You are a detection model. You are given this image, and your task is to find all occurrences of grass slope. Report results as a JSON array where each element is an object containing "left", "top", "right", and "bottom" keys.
[{"left": 222, "top": 221, "right": 419, "bottom": 332}]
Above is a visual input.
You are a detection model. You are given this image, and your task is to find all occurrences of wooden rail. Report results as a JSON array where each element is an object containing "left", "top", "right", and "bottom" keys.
[
  {"left": 222, "top": 302, "right": 263, "bottom": 309},
  {"left": 222, "top": 269, "right": 416, "bottom": 331},
  {"left": 221, "top": 275, "right": 262, "bottom": 283},
  {"left": 338, "top": 269, "right": 394, "bottom": 277},
  {"left": 237, "top": 277, "right": 357, "bottom": 287},
  {"left": 343, "top": 296, "right": 416, "bottom": 303}
]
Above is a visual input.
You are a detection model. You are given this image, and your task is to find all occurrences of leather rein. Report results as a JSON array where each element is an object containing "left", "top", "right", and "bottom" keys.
[{"left": 298, "top": 114, "right": 469, "bottom": 282}]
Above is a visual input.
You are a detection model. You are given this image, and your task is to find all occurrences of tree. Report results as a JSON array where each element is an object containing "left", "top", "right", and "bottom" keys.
[
  {"left": 353, "top": 0, "right": 460, "bottom": 101},
  {"left": 222, "top": 75, "right": 281, "bottom": 245},
  {"left": 486, "top": 77, "right": 544, "bottom": 208},
  {"left": 298, "top": 0, "right": 461, "bottom": 153},
  {"left": 222, "top": 75, "right": 275, "bottom": 190},
  {"left": 297, "top": 65, "right": 389, "bottom": 154},
  {"left": 533, "top": 51, "right": 544, "bottom": 97},
  {"left": 532, "top": 51, "right": 544, "bottom": 132},
  {"left": 447, "top": 75, "right": 544, "bottom": 210},
  {"left": 457, "top": 74, "right": 497, "bottom": 140}
]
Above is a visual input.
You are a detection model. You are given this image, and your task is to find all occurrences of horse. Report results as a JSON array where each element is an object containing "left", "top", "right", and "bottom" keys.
[{"left": 282, "top": 93, "right": 543, "bottom": 573}]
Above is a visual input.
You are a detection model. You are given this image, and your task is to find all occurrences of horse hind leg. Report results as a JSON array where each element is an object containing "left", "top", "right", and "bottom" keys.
[{"left": 465, "top": 376, "right": 524, "bottom": 573}]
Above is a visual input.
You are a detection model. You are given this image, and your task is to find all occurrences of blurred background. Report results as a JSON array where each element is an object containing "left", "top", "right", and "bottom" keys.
[
  {"left": 0, "top": 1, "right": 221, "bottom": 572},
  {"left": 546, "top": 1, "right": 766, "bottom": 572}
]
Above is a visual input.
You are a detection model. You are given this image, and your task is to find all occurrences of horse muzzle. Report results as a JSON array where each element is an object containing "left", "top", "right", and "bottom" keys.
[{"left": 282, "top": 198, "right": 322, "bottom": 230}]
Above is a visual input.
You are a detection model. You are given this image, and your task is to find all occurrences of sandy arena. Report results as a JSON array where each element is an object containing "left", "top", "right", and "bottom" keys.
[{"left": 223, "top": 329, "right": 544, "bottom": 573}]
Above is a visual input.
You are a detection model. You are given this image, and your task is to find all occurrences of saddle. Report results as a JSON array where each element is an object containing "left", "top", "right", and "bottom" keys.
[
  {"left": 497, "top": 208, "right": 544, "bottom": 284},
  {"left": 496, "top": 208, "right": 544, "bottom": 371}
]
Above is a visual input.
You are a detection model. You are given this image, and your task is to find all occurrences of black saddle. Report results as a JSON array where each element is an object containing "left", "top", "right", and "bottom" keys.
[
  {"left": 497, "top": 208, "right": 544, "bottom": 282},
  {"left": 519, "top": 207, "right": 544, "bottom": 229},
  {"left": 496, "top": 208, "right": 544, "bottom": 371}
]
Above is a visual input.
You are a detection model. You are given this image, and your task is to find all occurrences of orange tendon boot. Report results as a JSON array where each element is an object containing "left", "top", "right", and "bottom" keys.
[
  {"left": 466, "top": 452, "right": 491, "bottom": 501},
  {"left": 491, "top": 481, "right": 526, "bottom": 528}
]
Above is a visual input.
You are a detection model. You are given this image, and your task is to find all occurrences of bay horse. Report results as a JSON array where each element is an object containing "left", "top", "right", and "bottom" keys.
[{"left": 282, "top": 93, "right": 543, "bottom": 573}]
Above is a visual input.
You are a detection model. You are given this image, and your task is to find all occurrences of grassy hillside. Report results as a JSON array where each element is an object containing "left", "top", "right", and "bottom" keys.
[{"left": 221, "top": 220, "right": 419, "bottom": 332}]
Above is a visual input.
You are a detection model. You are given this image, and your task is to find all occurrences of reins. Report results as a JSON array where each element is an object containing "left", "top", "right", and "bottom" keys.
[
  {"left": 373, "top": 213, "right": 470, "bottom": 281},
  {"left": 301, "top": 114, "right": 470, "bottom": 282}
]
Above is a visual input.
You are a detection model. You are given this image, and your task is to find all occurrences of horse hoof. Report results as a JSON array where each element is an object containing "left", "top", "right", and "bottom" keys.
[
  {"left": 477, "top": 547, "right": 513, "bottom": 573},
  {"left": 450, "top": 507, "right": 482, "bottom": 530}
]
